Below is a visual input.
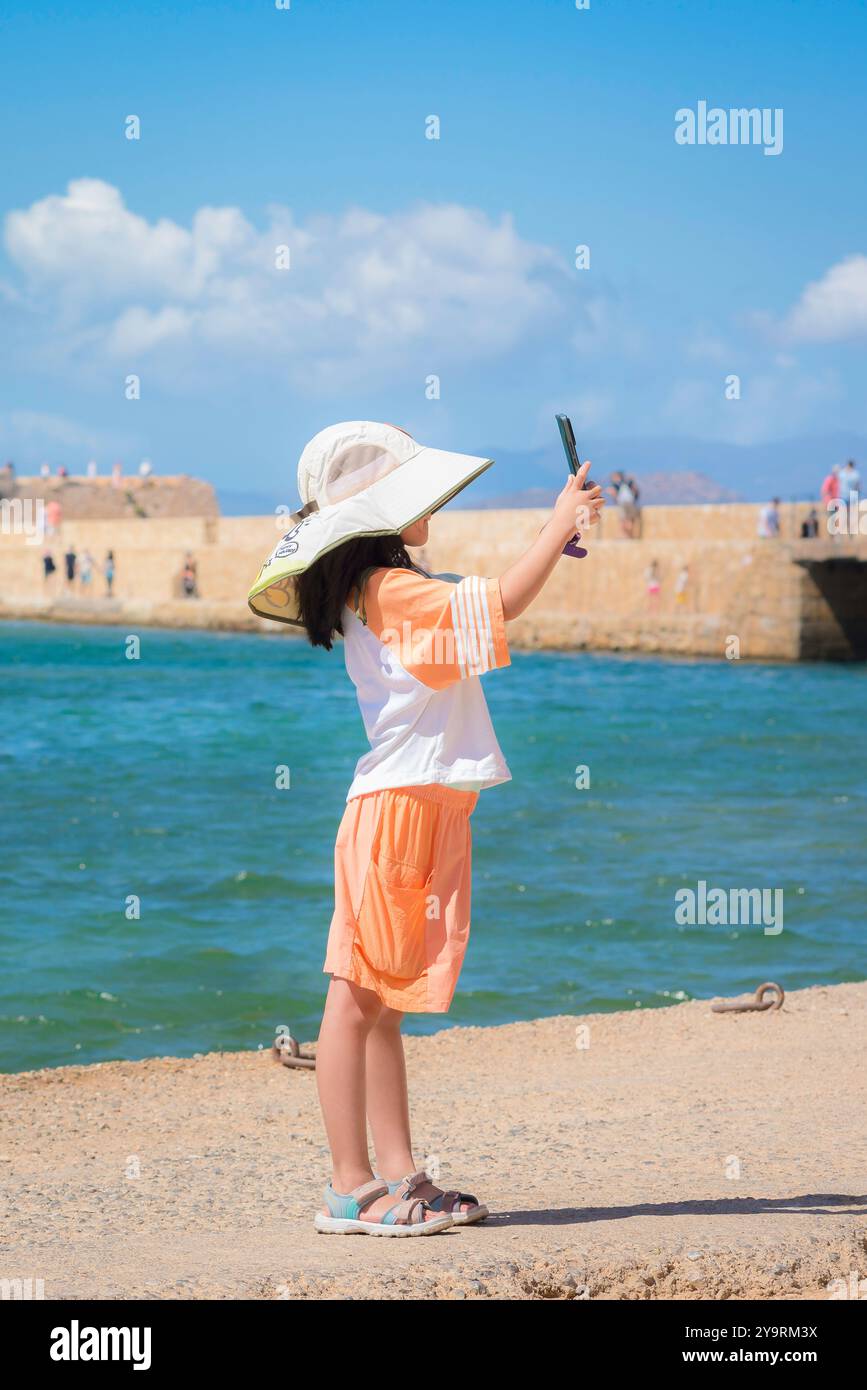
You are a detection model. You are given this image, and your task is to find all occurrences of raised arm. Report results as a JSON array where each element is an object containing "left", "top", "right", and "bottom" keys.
[{"left": 499, "top": 461, "right": 604, "bottom": 621}]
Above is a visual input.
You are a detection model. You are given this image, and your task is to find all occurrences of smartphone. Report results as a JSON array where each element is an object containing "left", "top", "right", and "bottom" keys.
[
  {"left": 555, "top": 414, "right": 591, "bottom": 558},
  {"left": 555, "top": 414, "right": 595, "bottom": 487}
]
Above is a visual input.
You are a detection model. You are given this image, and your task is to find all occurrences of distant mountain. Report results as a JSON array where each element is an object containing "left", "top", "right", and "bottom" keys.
[
  {"left": 218, "top": 431, "right": 867, "bottom": 515},
  {"left": 472, "top": 471, "right": 740, "bottom": 509},
  {"left": 454, "top": 432, "right": 867, "bottom": 507},
  {"left": 631, "top": 471, "right": 741, "bottom": 505}
]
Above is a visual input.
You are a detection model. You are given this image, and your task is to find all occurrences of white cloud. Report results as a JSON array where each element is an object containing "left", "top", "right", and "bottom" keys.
[
  {"left": 3, "top": 179, "right": 572, "bottom": 385},
  {"left": 106, "top": 305, "right": 194, "bottom": 356},
  {"left": 5, "top": 180, "right": 860, "bottom": 448},
  {"left": 6, "top": 180, "right": 200, "bottom": 301},
  {"left": 784, "top": 254, "right": 867, "bottom": 343}
]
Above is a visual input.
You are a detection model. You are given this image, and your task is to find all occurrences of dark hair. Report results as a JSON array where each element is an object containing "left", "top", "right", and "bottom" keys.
[{"left": 296, "top": 533, "right": 421, "bottom": 650}]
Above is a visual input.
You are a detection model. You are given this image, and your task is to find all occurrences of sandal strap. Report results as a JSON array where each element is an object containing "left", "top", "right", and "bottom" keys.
[
  {"left": 456, "top": 1189, "right": 479, "bottom": 1207},
  {"left": 388, "top": 1171, "right": 481, "bottom": 1213},
  {"left": 394, "top": 1169, "right": 430, "bottom": 1199},
  {"left": 352, "top": 1179, "right": 390, "bottom": 1207},
  {"left": 323, "top": 1179, "right": 389, "bottom": 1220},
  {"left": 439, "top": 1190, "right": 463, "bottom": 1213},
  {"left": 430, "top": 1187, "right": 480, "bottom": 1213},
  {"left": 386, "top": 1196, "right": 430, "bottom": 1226}
]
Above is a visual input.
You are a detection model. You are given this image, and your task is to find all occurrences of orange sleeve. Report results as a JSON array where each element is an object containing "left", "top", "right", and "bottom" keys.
[{"left": 360, "top": 569, "right": 510, "bottom": 689}]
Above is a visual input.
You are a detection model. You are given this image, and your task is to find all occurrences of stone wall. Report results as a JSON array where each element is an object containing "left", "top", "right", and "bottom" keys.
[
  {"left": 2, "top": 474, "right": 219, "bottom": 520},
  {"left": 1, "top": 502, "right": 865, "bottom": 660}
]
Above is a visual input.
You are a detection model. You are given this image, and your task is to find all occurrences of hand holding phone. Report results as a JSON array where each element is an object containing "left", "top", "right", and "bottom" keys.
[{"left": 555, "top": 414, "right": 597, "bottom": 558}]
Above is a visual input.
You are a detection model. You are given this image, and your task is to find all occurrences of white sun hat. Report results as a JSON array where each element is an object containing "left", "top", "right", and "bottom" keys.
[{"left": 248, "top": 421, "right": 493, "bottom": 625}]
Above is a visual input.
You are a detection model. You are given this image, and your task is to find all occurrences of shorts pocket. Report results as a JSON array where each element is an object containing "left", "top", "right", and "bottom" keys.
[{"left": 357, "top": 854, "right": 433, "bottom": 981}]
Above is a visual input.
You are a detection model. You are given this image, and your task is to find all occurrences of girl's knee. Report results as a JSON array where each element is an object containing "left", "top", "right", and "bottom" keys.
[
  {"left": 326, "top": 976, "right": 383, "bottom": 1028},
  {"left": 375, "top": 1004, "right": 405, "bottom": 1031}
]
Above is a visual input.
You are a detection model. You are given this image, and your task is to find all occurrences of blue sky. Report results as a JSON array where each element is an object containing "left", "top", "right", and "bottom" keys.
[{"left": 1, "top": 0, "right": 865, "bottom": 501}]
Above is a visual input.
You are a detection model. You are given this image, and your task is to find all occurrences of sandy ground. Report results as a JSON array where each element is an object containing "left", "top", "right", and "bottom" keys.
[{"left": 1, "top": 981, "right": 865, "bottom": 1301}]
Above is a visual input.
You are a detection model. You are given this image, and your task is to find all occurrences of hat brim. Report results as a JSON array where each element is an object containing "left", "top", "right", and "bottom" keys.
[{"left": 247, "top": 445, "right": 493, "bottom": 626}]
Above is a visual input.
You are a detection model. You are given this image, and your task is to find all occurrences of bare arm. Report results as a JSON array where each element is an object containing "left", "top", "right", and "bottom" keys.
[{"left": 499, "top": 461, "right": 604, "bottom": 621}]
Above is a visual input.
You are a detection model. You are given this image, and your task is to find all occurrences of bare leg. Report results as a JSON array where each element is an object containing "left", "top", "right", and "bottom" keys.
[
  {"left": 316, "top": 979, "right": 439, "bottom": 1222},
  {"left": 366, "top": 1004, "right": 414, "bottom": 1180},
  {"left": 366, "top": 1004, "right": 474, "bottom": 1214},
  {"left": 316, "top": 976, "right": 380, "bottom": 1194}
]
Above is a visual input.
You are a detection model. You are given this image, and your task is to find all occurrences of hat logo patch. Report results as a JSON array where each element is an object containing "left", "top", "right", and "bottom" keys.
[{"left": 272, "top": 517, "right": 311, "bottom": 561}]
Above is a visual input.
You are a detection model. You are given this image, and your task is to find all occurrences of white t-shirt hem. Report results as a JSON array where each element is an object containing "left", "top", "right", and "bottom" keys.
[{"left": 346, "top": 766, "right": 512, "bottom": 802}]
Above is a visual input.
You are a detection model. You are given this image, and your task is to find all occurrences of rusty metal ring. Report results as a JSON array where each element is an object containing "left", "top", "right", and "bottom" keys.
[
  {"left": 711, "top": 981, "right": 785, "bottom": 1014},
  {"left": 272, "top": 1030, "right": 316, "bottom": 1070}
]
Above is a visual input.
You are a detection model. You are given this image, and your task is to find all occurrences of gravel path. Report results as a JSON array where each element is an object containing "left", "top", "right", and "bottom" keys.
[{"left": 2, "top": 982, "right": 865, "bottom": 1300}]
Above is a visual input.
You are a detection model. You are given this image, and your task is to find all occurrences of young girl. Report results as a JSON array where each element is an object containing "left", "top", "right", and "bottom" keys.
[{"left": 248, "top": 421, "right": 604, "bottom": 1236}]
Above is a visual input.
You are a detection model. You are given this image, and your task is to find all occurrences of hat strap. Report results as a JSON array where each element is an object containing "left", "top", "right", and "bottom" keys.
[
  {"left": 289, "top": 499, "right": 319, "bottom": 525},
  {"left": 354, "top": 566, "right": 379, "bottom": 626}
]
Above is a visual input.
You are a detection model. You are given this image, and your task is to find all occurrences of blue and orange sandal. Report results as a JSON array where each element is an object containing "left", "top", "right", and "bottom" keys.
[
  {"left": 383, "top": 1170, "right": 489, "bottom": 1226},
  {"left": 313, "top": 1178, "right": 454, "bottom": 1237}
]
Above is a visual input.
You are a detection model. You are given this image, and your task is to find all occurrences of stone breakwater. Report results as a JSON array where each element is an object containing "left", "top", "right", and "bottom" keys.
[
  {"left": 0, "top": 472, "right": 219, "bottom": 520},
  {"left": 2, "top": 982, "right": 865, "bottom": 1300},
  {"left": 1, "top": 499, "right": 866, "bottom": 660}
]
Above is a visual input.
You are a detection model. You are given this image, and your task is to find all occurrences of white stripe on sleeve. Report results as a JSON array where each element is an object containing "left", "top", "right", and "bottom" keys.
[
  {"left": 453, "top": 576, "right": 494, "bottom": 677},
  {"left": 449, "top": 588, "right": 468, "bottom": 678},
  {"left": 476, "top": 579, "right": 497, "bottom": 670}
]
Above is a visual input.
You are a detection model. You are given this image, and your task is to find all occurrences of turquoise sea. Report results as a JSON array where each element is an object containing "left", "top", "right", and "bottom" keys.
[{"left": 1, "top": 621, "right": 864, "bottom": 1073}]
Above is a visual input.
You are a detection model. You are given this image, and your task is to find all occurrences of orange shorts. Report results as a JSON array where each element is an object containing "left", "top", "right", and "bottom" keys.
[{"left": 324, "top": 784, "right": 478, "bottom": 1013}]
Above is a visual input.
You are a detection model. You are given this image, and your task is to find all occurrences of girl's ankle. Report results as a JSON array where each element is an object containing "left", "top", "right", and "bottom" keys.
[
  {"left": 377, "top": 1162, "right": 419, "bottom": 1185},
  {"left": 331, "top": 1169, "right": 375, "bottom": 1195}
]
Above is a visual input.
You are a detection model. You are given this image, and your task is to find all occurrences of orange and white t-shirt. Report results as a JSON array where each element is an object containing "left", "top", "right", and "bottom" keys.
[{"left": 343, "top": 568, "right": 511, "bottom": 801}]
